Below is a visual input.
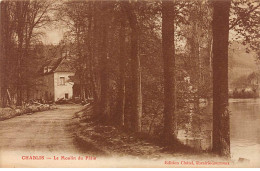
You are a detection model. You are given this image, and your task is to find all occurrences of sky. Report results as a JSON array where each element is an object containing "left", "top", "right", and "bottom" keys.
[
  {"left": 43, "top": 29, "right": 64, "bottom": 45},
  {"left": 43, "top": 29, "right": 60, "bottom": 44}
]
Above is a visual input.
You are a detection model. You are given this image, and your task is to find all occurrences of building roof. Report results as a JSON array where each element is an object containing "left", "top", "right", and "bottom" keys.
[{"left": 39, "top": 58, "right": 75, "bottom": 75}]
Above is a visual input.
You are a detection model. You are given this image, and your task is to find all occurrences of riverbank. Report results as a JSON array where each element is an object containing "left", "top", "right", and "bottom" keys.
[{"left": 72, "top": 105, "right": 197, "bottom": 158}]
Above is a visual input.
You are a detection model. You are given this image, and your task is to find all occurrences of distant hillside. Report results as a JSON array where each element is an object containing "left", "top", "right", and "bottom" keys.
[{"left": 228, "top": 42, "right": 259, "bottom": 88}]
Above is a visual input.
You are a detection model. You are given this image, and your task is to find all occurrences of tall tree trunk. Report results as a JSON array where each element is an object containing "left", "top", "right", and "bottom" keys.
[
  {"left": 123, "top": 2, "right": 142, "bottom": 132},
  {"left": 99, "top": 2, "right": 110, "bottom": 123},
  {"left": 189, "top": 20, "right": 200, "bottom": 126},
  {"left": 0, "top": 1, "right": 9, "bottom": 107},
  {"left": 162, "top": 0, "right": 176, "bottom": 143},
  {"left": 24, "top": 25, "right": 33, "bottom": 101},
  {"left": 90, "top": 3, "right": 101, "bottom": 116},
  {"left": 86, "top": 3, "right": 93, "bottom": 102},
  {"left": 212, "top": 0, "right": 231, "bottom": 157},
  {"left": 116, "top": 14, "right": 126, "bottom": 127},
  {"left": 16, "top": 7, "right": 24, "bottom": 106},
  {"left": 16, "top": 1, "right": 28, "bottom": 106}
]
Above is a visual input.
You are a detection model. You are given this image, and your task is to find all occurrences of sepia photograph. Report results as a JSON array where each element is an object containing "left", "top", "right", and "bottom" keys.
[{"left": 0, "top": 0, "right": 259, "bottom": 168}]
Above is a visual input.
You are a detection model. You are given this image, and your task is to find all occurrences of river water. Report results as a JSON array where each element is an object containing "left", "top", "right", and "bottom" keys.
[
  {"left": 229, "top": 98, "right": 260, "bottom": 162},
  {"left": 178, "top": 98, "right": 260, "bottom": 162}
]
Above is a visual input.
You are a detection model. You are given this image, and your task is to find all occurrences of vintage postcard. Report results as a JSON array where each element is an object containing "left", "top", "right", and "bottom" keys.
[{"left": 0, "top": 0, "right": 259, "bottom": 168}]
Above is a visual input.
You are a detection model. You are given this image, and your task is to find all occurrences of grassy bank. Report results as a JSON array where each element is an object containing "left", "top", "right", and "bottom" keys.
[{"left": 71, "top": 105, "right": 214, "bottom": 159}]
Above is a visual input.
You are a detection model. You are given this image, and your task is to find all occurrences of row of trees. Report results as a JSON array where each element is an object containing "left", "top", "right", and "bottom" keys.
[
  {"left": 56, "top": 0, "right": 216, "bottom": 154},
  {"left": 0, "top": 0, "right": 54, "bottom": 106}
]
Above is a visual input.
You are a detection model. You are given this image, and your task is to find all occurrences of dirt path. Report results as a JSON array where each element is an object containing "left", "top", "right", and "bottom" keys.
[
  {"left": 0, "top": 104, "right": 84, "bottom": 153},
  {"left": 0, "top": 104, "right": 96, "bottom": 167}
]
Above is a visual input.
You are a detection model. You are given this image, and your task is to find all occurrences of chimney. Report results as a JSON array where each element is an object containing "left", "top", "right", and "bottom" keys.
[{"left": 62, "top": 51, "right": 67, "bottom": 58}]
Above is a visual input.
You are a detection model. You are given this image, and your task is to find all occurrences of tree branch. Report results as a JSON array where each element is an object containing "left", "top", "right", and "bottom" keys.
[{"left": 229, "top": 3, "right": 260, "bottom": 30}]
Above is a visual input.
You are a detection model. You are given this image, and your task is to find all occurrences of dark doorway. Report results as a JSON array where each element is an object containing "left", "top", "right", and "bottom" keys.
[{"left": 65, "top": 93, "right": 68, "bottom": 99}]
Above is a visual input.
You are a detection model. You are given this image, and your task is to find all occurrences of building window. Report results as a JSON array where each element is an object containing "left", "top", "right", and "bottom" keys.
[
  {"left": 44, "top": 67, "right": 48, "bottom": 73},
  {"left": 60, "top": 77, "right": 65, "bottom": 85},
  {"left": 47, "top": 66, "right": 53, "bottom": 72}
]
